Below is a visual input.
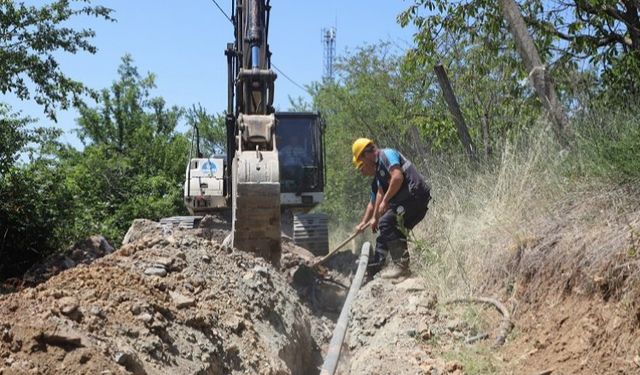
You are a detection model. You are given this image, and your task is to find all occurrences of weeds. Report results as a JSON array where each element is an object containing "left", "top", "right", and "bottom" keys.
[
  {"left": 441, "top": 344, "right": 500, "bottom": 374},
  {"left": 410, "top": 104, "right": 640, "bottom": 301},
  {"left": 410, "top": 122, "right": 567, "bottom": 297}
]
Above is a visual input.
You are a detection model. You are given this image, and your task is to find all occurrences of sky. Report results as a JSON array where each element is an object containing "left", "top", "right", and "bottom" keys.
[{"left": 3, "top": 0, "right": 417, "bottom": 149}]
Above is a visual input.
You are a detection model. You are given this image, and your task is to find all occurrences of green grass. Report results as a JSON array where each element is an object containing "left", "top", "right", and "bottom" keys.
[{"left": 569, "top": 105, "right": 640, "bottom": 182}]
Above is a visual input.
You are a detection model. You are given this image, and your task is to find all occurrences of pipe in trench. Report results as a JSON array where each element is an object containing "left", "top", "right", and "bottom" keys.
[{"left": 320, "top": 241, "right": 371, "bottom": 375}]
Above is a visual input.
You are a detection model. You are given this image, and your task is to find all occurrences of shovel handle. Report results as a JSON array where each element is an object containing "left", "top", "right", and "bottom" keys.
[{"left": 312, "top": 222, "right": 370, "bottom": 268}]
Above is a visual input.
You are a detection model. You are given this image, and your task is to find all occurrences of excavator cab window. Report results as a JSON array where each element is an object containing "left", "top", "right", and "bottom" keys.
[{"left": 275, "top": 112, "right": 324, "bottom": 194}]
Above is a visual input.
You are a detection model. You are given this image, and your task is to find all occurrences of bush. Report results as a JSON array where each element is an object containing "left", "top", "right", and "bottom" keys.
[
  {"left": 570, "top": 106, "right": 640, "bottom": 182},
  {"left": 0, "top": 164, "right": 75, "bottom": 279}
]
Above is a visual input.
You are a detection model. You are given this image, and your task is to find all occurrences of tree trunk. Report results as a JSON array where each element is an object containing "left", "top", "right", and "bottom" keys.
[
  {"left": 623, "top": 1, "right": 640, "bottom": 51},
  {"left": 481, "top": 111, "right": 492, "bottom": 158},
  {"left": 433, "top": 64, "right": 478, "bottom": 163},
  {"left": 498, "top": 0, "right": 570, "bottom": 144}
]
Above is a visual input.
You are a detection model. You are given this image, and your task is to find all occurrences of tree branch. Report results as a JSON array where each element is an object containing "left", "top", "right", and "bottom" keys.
[
  {"left": 622, "top": 0, "right": 640, "bottom": 49},
  {"left": 525, "top": 14, "right": 630, "bottom": 48}
]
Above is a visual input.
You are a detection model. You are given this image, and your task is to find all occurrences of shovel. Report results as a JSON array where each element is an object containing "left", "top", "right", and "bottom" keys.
[{"left": 292, "top": 223, "right": 369, "bottom": 285}]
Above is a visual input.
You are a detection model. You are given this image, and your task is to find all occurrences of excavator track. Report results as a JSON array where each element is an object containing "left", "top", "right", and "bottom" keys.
[{"left": 293, "top": 213, "right": 329, "bottom": 256}]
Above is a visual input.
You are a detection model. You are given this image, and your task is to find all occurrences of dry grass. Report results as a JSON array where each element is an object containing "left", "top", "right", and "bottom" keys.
[
  {"left": 410, "top": 123, "right": 563, "bottom": 296},
  {"left": 410, "top": 122, "right": 640, "bottom": 304},
  {"left": 407, "top": 134, "right": 640, "bottom": 373}
]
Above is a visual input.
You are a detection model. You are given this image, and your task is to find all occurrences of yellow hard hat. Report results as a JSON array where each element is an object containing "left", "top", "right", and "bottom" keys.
[{"left": 352, "top": 138, "right": 372, "bottom": 168}]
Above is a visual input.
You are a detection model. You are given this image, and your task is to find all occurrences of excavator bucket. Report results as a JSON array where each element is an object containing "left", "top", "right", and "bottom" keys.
[
  {"left": 231, "top": 139, "right": 281, "bottom": 265},
  {"left": 232, "top": 182, "right": 281, "bottom": 264}
]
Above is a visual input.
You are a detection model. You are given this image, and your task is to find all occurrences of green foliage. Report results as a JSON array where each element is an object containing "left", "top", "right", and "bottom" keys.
[
  {"left": 185, "top": 104, "right": 227, "bottom": 156},
  {"left": 397, "top": 0, "right": 640, "bottom": 150},
  {"left": 312, "top": 44, "right": 422, "bottom": 224},
  {"left": 569, "top": 102, "right": 640, "bottom": 182},
  {"left": 398, "top": 0, "right": 640, "bottom": 72},
  {"left": 65, "top": 55, "right": 190, "bottom": 245},
  {"left": 0, "top": 105, "right": 74, "bottom": 279},
  {"left": 286, "top": 96, "right": 313, "bottom": 112},
  {"left": 601, "top": 52, "right": 640, "bottom": 99},
  {"left": 0, "top": 104, "right": 32, "bottom": 174},
  {"left": 0, "top": 163, "right": 75, "bottom": 279},
  {"left": 311, "top": 40, "right": 545, "bottom": 224},
  {"left": 0, "top": 0, "right": 114, "bottom": 120}
]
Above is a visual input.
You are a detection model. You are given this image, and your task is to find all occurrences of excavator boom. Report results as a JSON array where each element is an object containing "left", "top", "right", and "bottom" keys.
[{"left": 227, "top": 0, "right": 281, "bottom": 264}]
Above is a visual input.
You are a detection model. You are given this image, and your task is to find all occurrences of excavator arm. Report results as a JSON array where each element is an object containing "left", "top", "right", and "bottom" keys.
[{"left": 183, "top": 0, "right": 328, "bottom": 261}]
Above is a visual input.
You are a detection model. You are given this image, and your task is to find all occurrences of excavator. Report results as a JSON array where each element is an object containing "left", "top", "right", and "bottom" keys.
[{"left": 179, "top": 0, "right": 328, "bottom": 264}]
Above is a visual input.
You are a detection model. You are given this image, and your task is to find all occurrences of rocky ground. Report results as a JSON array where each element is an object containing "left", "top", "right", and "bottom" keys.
[
  {"left": 0, "top": 218, "right": 326, "bottom": 374},
  {"left": 0, "top": 213, "right": 467, "bottom": 375},
  {"left": 339, "top": 272, "right": 503, "bottom": 375}
]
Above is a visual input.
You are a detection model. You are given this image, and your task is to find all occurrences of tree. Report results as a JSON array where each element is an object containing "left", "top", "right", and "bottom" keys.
[
  {"left": 398, "top": 0, "right": 640, "bottom": 95},
  {"left": 0, "top": 104, "right": 75, "bottom": 279},
  {"left": 185, "top": 104, "right": 227, "bottom": 156},
  {"left": 66, "top": 56, "right": 189, "bottom": 244},
  {"left": 499, "top": 0, "right": 570, "bottom": 142},
  {"left": 310, "top": 38, "right": 556, "bottom": 222},
  {"left": 399, "top": 0, "right": 639, "bottom": 65},
  {"left": 312, "top": 44, "right": 438, "bottom": 223},
  {"left": 0, "top": 0, "right": 113, "bottom": 120},
  {"left": 0, "top": 104, "right": 32, "bottom": 175}
]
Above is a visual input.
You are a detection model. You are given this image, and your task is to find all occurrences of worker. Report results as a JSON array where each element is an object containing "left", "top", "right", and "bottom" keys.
[{"left": 353, "top": 138, "right": 431, "bottom": 279}]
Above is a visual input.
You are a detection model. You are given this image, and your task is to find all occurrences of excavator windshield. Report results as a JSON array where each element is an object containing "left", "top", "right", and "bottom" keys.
[{"left": 275, "top": 112, "right": 324, "bottom": 196}]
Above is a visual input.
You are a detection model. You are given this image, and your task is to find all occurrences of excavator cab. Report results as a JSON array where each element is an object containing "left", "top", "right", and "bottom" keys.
[
  {"left": 276, "top": 112, "right": 328, "bottom": 256},
  {"left": 276, "top": 112, "right": 325, "bottom": 205}
]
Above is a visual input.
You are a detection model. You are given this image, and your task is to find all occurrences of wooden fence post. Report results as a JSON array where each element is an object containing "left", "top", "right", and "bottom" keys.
[{"left": 434, "top": 64, "right": 478, "bottom": 163}]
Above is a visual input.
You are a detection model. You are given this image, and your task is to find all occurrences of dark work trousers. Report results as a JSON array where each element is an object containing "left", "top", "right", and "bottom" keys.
[{"left": 370, "top": 192, "right": 430, "bottom": 271}]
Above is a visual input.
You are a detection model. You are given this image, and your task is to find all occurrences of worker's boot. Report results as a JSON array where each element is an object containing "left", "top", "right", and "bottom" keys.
[
  {"left": 366, "top": 250, "right": 387, "bottom": 280},
  {"left": 380, "top": 239, "right": 410, "bottom": 280}
]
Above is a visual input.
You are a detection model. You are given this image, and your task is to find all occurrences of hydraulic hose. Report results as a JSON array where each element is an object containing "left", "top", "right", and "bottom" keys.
[{"left": 320, "top": 241, "right": 371, "bottom": 375}]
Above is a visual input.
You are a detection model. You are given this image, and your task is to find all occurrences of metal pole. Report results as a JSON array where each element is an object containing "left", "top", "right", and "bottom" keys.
[{"left": 320, "top": 242, "right": 371, "bottom": 375}]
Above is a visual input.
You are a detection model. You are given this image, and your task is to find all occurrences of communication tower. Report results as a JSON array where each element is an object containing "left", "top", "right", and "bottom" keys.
[{"left": 321, "top": 27, "right": 336, "bottom": 82}]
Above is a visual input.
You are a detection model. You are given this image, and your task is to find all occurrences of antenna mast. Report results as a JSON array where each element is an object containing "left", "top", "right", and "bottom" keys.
[{"left": 321, "top": 27, "right": 336, "bottom": 82}]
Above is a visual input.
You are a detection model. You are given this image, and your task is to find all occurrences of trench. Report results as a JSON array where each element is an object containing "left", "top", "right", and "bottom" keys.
[{"left": 285, "top": 242, "right": 370, "bottom": 375}]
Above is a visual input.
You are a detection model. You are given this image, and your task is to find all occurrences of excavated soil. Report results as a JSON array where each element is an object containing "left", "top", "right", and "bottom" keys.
[
  {"left": 341, "top": 274, "right": 505, "bottom": 375},
  {"left": 492, "top": 187, "right": 640, "bottom": 375},
  {"left": 0, "top": 218, "right": 324, "bottom": 374}
]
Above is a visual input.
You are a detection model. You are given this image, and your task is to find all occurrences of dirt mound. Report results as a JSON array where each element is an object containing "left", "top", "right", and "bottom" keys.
[
  {"left": 0, "top": 219, "right": 320, "bottom": 374},
  {"left": 4, "top": 236, "right": 115, "bottom": 291},
  {"left": 492, "top": 188, "right": 640, "bottom": 374}
]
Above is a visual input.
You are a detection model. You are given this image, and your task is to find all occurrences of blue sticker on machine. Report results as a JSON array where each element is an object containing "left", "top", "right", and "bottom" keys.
[{"left": 202, "top": 161, "right": 218, "bottom": 173}]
